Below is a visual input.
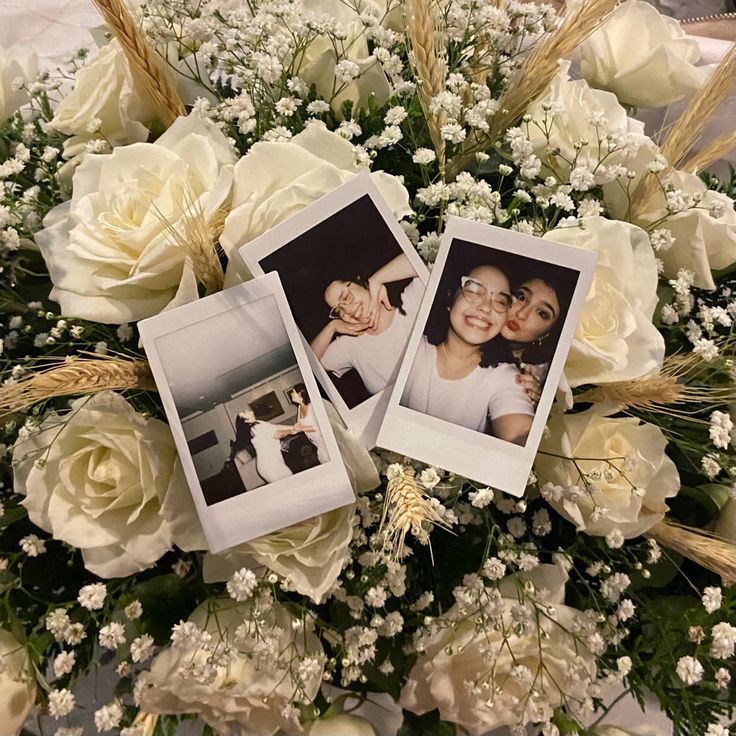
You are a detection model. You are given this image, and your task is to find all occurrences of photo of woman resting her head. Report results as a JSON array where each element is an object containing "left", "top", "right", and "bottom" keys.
[
  {"left": 310, "top": 253, "right": 422, "bottom": 398},
  {"left": 400, "top": 241, "right": 577, "bottom": 446}
]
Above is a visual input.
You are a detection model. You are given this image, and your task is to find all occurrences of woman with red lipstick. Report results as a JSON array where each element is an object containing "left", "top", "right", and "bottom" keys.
[
  {"left": 400, "top": 262, "right": 535, "bottom": 446},
  {"left": 494, "top": 267, "right": 578, "bottom": 404}
]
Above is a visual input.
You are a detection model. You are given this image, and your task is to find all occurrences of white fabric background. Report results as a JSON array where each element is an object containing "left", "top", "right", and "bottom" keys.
[{"left": 7, "top": 1, "right": 726, "bottom": 734}]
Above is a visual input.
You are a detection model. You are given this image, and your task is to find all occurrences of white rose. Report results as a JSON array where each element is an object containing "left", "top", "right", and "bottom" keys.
[
  {"left": 401, "top": 567, "right": 596, "bottom": 734},
  {"left": 616, "top": 165, "right": 736, "bottom": 291},
  {"left": 35, "top": 114, "right": 236, "bottom": 323},
  {"left": 544, "top": 217, "right": 664, "bottom": 386},
  {"left": 593, "top": 726, "right": 668, "bottom": 736},
  {"left": 715, "top": 497, "right": 736, "bottom": 545},
  {"left": 304, "top": 713, "right": 377, "bottom": 736},
  {"left": 0, "top": 46, "right": 38, "bottom": 119},
  {"left": 204, "top": 504, "right": 355, "bottom": 603},
  {"left": 580, "top": 0, "right": 705, "bottom": 109},
  {"left": 298, "top": 0, "right": 391, "bottom": 117},
  {"left": 138, "top": 598, "right": 324, "bottom": 736},
  {"left": 526, "top": 62, "right": 647, "bottom": 185},
  {"left": 220, "top": 122, "right": 412, "bottom": 264},
  {"left": 0, "top": 628, "right": 36, "bottom": 735},
  {"left": 48, "top": 39, "right": 158, "bottom": 155},
  {"left": 13, "top": 391, "right": 206, "bottom": 578},
  {"left": 535, "top": 408, "right": 680, "bottom": 538}
]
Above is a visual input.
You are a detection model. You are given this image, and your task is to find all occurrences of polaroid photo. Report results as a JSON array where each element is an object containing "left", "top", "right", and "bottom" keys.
[
  {"left": 377, "top": 216, "right": 597, "bottom": 497},
  {"left": 139, "top": 272, "right": 355, "bottom": 553},
  {"left": 239, "top": 174, "right": 429, "bottom": 448}
]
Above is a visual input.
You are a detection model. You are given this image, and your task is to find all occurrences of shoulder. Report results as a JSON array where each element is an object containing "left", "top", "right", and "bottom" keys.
[{"left": 401, "top": 277, "right": 425, "bottom": 312}]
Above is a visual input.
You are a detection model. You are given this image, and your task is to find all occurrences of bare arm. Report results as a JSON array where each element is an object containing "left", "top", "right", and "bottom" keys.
[
  {"left": 491, "top": 413, "right": 532, "bottom": 446},
  {"left": 309, "top": 319, "right": 369, "bottom": 360},
  {"left": 367, "top": 254, "right": 419, "bottom": 326}
]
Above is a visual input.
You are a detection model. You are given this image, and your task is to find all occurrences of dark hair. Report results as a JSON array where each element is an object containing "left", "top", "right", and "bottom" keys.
[
  {"left": 422, "top": 239, "right": 579, "bottom": 368},
  {"left": 289, "top": 383, "right": 311, "bottom": 406},
  {"left": 423, "top": 241, "right": 518, "bottom": 368},
  {"left": 232, "top": 413, "right": 257, "bottom": 458},
  {"left": 325, "top": 273, "right": 410, "bottom": 317},
  {"left": 500, "top": 263, "right": 579, "bottom": 365}
]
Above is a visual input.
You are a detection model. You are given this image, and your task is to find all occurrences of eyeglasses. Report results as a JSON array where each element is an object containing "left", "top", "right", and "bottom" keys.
[
  {"left": 460, "top": 276, "right": 512, "bottom": 313},
  {"left": 328, "top": 281, "right": 360, "bottom": 320}
]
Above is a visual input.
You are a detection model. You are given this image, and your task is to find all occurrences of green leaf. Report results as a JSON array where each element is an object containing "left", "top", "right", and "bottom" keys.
[
  {"left": 397, "top": 711, "right": 457, "bottom": 736},
  {"left": 694, "top": 484, "right": 732, "bottom": 514},
  {"left": 0, "top": 506, "right": 28, "bottom": 529}
]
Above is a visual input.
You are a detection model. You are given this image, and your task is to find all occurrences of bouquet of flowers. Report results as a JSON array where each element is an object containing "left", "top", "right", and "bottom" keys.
[{"left": 0, "top": 0, "right": 735, "bottom": 734}]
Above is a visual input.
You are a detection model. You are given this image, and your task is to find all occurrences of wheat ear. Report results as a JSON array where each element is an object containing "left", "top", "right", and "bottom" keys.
[
  {"left": 574, "top": 353, "right": 736, "bottom": 416},
  {"left": 681, "top": 131, "right": 736, "bottom": 175},
  {"left": 646, "top": 520, "right": 736, "bottom": 585},
  {"left": 0, "top": 355, "right": 156, "bottom": 416},
  {"left": 633, "top": 42, "right": 736, "bottom": 212},
  {"left": 379, "top": 466, "right": 453, "bottom": 561},
  {"left": 405, "top": 0, "right": 447, "bottom": 174},
  {"left": 151, "top": 189, "right": 227, "bottom": 294},
  {"left": 92, "top": 0, "right": 185, "bottom": 126},
  {"left": 447, "top": 0, "right": 615, "bottom": 178}
]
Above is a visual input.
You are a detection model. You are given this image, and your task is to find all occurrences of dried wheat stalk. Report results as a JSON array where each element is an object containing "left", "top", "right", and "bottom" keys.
[
  {"left": 574, "top": 353, "right": 736, "bottom": 415},
  {"left": 405, "top": 0, "right": 447, "bottom": 173},
  {"left": 447, "top": 0, "right": 615, "bottom": 178},
  {"left": 152, "top": 190, "right": 227, "bottom": 294},
  {"left": 379, "top": 466, "right": 453, "bottom": 560},
  {"left": 646, "top": 519, "right": 736, "bottom": 585},
  {"left": 660, "top": 42, "right": 736, "bottom": 171},
  {"left": 681, "top": 131, "right": 736, "bottom": 175},
  {"left": 0, "top": 356, "right": 156, "bottom": 415},
  {"left": 633, "top": 42, "right": 736, "bottom": 213},
  {"left": 92, "top": 0, "right": 185, "bottom": 127}
]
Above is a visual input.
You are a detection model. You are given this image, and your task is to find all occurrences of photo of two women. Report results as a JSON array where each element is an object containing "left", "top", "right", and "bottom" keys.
[{"left": 400, "top": 239, "right": 579, "bottom": 447}]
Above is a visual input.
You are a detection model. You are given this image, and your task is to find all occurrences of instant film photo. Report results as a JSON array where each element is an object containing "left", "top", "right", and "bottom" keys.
[
  {"left": 239, "top": 174, "right": 429, "bottom": 448},
  {"left": 377, "top": 217, "right": 597, "bottom": 497},
  {"left": 139, "top": 272, "right": 355, "bottom": 553}
]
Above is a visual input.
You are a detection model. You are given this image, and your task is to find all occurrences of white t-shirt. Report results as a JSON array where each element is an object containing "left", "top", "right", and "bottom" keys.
[
  {"left": 321, "top": 278, "right": 423, "bottom": 395},
  {"left": 401, "top": 338, "right": 535, "bottom": 432}
]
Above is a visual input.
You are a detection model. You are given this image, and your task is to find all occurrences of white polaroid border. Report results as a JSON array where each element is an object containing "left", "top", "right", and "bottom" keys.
[
  {"left": 238, "top": 174, "right": 429, "bottom": 449},
  {"left": 377, "top": 217, "right": 597, "bottom": 497},
  {"left": 139, "top": 272, "right": 355, "bottom": 554}
]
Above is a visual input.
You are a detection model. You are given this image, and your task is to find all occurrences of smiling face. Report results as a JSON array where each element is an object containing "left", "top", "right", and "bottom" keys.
[
  {"left": 448, "top": 265, "right": 510, "bottom": 346},
  {"left": 501, "top": 278, "right": 561, "bottom": 344},
  {"left": 324, "top": 279, "right": 371, "bottom": 322}
]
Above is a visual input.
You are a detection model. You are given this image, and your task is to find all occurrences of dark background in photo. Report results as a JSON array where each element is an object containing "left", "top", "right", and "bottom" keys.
[
  {"left": 259, "top": 195, "right": 411, "bottom": 408},
  {"left": 423, "top": 238, "right": 579, "bottom": 370}
]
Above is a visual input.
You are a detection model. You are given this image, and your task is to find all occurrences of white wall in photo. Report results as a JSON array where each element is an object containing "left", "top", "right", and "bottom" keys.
[{"left": 154, "top": 296, "right": 290, "bottom": 414}]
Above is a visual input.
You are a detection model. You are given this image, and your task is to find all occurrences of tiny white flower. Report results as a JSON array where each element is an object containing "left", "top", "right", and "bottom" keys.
[
  {"left": 48, "top": 688, "right": 76, "bottom": 718},
  {"left": 676, "top": 655, "right": 704, "bottom": 685},
  {"left": 98, "top": 621, "right": 126, "bottom": 650},
  {"left": 94, "top": 701, "right": 123, "bottom": 732},
  {"left": 227, "top": 567, "right": 258, "bottom": 602},
  {"left": 702, "top": 586, "right": 723, "bottom": 613},
  {"left": 53, "top": 651, "right": 76, "bottom": 678},
  {"left": 20, "top": 533, "right": 46, "bottom": 556},
  {"left": 78, "top": 582, "right": 106, "bottom": 610}
]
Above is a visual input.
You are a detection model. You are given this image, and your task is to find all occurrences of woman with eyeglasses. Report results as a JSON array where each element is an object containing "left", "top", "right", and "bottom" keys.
[
  {"left": 309, "top": 253, "right": 422, "bottom": 397},
  {"left": 400, "top": 264, "right": 534, "bottom": 445}
]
